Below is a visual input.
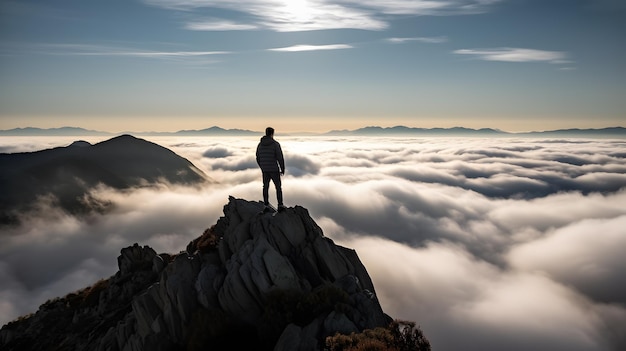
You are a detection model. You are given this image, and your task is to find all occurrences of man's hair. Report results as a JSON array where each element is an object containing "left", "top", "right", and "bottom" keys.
[{"left": 265, "top": 127, "right": 275, "bottom": 136}]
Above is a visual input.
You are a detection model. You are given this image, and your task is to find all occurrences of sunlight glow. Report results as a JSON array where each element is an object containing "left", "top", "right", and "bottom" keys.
[
  {"left": 283, "top": 0, "right": 311, "bottom": 21},
  {"left": 261, "top": 0, "right": 387, "bottom": 31}
]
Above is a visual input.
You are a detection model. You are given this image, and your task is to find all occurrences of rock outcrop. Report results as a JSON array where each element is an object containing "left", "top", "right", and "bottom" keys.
[{"left": 0, "top": 197, "right": 400, "bottom": 350}]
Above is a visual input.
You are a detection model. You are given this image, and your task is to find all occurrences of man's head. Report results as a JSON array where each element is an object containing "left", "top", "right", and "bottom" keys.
[{"left": 265, "top": 127, "right": 275, "bottom": 137}]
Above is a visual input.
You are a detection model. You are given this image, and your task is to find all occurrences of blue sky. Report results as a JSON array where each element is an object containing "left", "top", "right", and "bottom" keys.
[{"left": 1, "top": 0, "right": 624, "bottom": 132}]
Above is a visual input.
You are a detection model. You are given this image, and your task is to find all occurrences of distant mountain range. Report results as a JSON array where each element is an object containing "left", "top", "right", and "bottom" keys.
[
  {"left": 1, "top": 125, "right": 625, "bottom": 137},
  {"left": 0, "top": 126, "right": 261, "bottom": 136},
  {"left": 0, "top": 135, "right": 209, "bottom": 225},
  {"left": 325, "top": 126, "right": 626, "bottom": 137},
  {"left": 325, "top": 126, "right": 505, "bottom": 136},
  {"left": 519, "top": 127, "right": 626, "bottom": 137},
  {"left": 0, "top": 127, "right": 112, "bottom": 136}
]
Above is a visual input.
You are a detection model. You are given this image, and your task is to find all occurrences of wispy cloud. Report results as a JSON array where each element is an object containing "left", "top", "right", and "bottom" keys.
[
  {"left": 347, "top": 0, "right": 501, "bottom": 15},
  {"left": 45, "top": 44, "right": 230, "bottom": 58},
  {"left": 2, "top": 43, "right": 231, "bottom": 65},
  {"left": 76, "top": 50, "right": 230, "bottom": 57},
  {"left": 185, "top": 19, "right": 259, "bottom": 31},
  {"left": 0, "top": 42, "right": 235, "bottom": 70},
  {"left": 387, "top": 36, "right": 448, "bottom": 44},
  {"left": 97, "top": 50, "right": 228, "bottom": 57},
  {"left": 142, "top": 0, "right": 501, "bottom": 32},
  {"left": 268, "top": 44, "right": 353, "bottom": 52},
  {"left": 454, "top": 47, "right": 570, "bottom": 64}
]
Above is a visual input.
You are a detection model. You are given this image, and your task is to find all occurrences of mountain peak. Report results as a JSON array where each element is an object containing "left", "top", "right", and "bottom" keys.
[
  {"left": 0, "top": 135, "right": 210, "bottom": 225},
  {"left": 68, "top": 140, "right": 92, "bottom": 148},
  {"left": 1, "top": 197, "right": 430, "bottom": 350}
]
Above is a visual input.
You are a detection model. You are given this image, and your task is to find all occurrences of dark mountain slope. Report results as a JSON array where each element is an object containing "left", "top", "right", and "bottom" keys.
[
  {"left": 0, "top": 197, "right": 430, "bottom": 351},
  {"left": 0, "top": 135, "right": 209, "bottom": 224}
]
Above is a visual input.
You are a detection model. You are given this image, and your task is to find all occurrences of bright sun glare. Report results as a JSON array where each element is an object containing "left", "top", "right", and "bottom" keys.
[{"left": 282, "top": 0, "right": 315, "bottom": 21}]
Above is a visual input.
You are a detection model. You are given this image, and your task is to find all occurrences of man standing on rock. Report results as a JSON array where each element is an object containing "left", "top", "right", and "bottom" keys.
[{"left": 256, "top": 127, "right": 285, "bottom": 212}]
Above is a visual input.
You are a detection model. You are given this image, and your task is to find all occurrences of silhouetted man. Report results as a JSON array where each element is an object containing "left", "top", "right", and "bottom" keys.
[{"left": 256, "top": 127, "right": 285, "bottom": 212}]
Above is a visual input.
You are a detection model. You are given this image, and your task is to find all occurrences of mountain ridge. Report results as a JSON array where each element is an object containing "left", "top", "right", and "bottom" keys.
[
  {"left": 324, "top": 125, "right": 505, "bottom": 136},
  {"left": 0, "top": 126, "right": 261, "bottom": 137},
  {"left": 0, "top": 134, "right": 210, "bottom": 225},
  {"left": 0, "top": 197, "right": 431, "bottom": 351},
  {"left": 0, "top": 126, "right": 111, "bottom": 136}
]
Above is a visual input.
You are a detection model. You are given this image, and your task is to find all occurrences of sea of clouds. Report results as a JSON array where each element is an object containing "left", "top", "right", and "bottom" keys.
[{"left": 1, "top": 135, "right": 625, "bottom": 350}]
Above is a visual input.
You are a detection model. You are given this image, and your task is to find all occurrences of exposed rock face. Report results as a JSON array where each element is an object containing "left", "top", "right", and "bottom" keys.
[{"left": 0, "top": 197, "right": 392, "bottom": 350}]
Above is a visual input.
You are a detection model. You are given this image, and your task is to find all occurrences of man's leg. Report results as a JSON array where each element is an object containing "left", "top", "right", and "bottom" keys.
[
  {"left": 270, "top": 172, "right": 283, "bottom": 206},
  {"left": 262, "top": 172, "right": 271, "bottom": 205}
]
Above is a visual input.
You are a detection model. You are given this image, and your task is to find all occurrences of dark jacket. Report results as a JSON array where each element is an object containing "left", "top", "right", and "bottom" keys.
[{"left": 256, "top": 136, "right": 285, "bottom": 173}]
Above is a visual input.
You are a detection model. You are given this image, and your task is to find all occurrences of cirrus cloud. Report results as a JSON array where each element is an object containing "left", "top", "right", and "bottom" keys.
[
  {"left": 454, "top": 47, "right": 571, "bottom": 64},
  {"left": 268, "top": 44, "right": 353, "bottom": 52},
  {"left": 387, "top": 36, "right": 448, "bottom": 44},
  {"left": 185, "top": 19, "right": 259, "bottom": 31}
]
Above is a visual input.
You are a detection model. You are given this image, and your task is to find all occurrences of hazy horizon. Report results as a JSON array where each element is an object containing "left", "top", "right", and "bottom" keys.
[
  {"left": 1, "top": 135, "right": 625, "bottom": 351},
  {"left": 1, "top": 123, "right": 626, "bottom": 136}
]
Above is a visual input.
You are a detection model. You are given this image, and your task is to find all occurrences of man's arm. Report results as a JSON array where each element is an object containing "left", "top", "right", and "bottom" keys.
[
  {"left": 276, "top": 142, "right": 285, "bottom": 174},
  {"left": 255, "top": 144, "right": 261, "bottom": 167}
]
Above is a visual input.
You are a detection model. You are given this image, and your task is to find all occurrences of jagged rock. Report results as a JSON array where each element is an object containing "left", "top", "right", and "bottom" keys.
[
  {"left": 152, "top": 255, "right": 165, "bottom": 274},
  {"left": 274, "top": 322, "right": 319, "bottom": 351},
  {"left": 118, "top": 244, "right": 157, "bottom": 275},
  {"left": 274, "top": 323, "right": 304, "bottom": 351},
  {"left": 324, "top": 311, "right": 359, "bottom": 336},
  {"left": 1, "top": 197, "right": 400, "bottom": 351},
  {"left": 195, "top": 262, "right": 222, "bottom": 309}
]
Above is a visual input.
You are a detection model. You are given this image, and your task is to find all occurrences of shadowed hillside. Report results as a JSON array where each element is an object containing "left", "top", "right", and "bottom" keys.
[
  {"left": 0, "top": 197, "right": 430, "bottom": 351},
  {"left": 0, "top": 135, "right": 209, "bottom": 225}
]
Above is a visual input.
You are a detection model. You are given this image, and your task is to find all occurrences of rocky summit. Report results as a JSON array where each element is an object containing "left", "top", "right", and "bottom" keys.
[{"left": 0, "top": 197, "right": 430, "bottom": 351}]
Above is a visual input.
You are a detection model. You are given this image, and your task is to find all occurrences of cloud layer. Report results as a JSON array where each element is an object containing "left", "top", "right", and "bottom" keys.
[{"left": 1, "top": 136, "right": 625, "bottom": 350}]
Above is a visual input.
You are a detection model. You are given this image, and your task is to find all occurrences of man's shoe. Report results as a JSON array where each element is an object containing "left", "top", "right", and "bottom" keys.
[{"left": 277, "top": 204, "right": 287, "bottom": 212}]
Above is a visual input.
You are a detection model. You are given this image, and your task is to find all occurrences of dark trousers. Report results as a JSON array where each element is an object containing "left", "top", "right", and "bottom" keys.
[{"left": 262, "top": 172, "right": 283, "bottom": 206}]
